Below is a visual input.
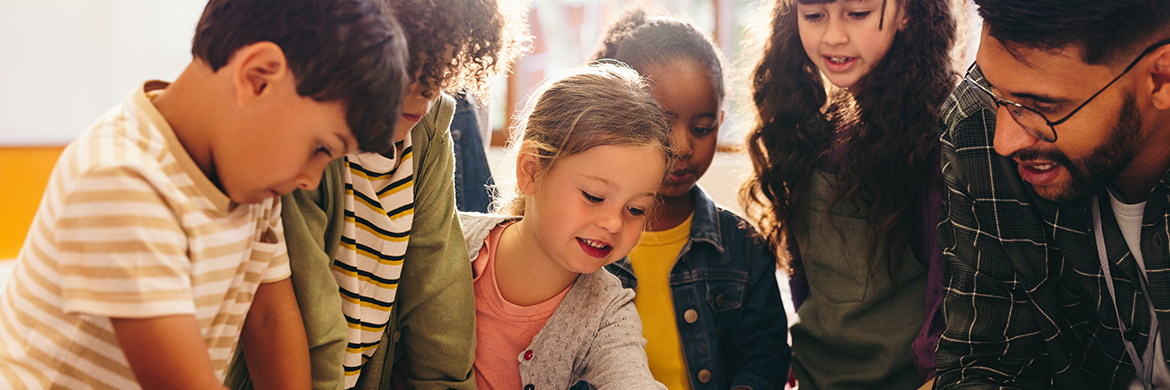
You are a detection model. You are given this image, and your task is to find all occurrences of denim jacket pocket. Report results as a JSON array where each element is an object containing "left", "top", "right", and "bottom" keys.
[{"left": 706, "top": 279, "right": 747, "bottom": 313}]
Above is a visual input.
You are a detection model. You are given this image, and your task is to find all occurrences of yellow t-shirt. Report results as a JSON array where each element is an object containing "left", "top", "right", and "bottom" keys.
[{"left": 628, "top": 213, "right": 694, "bottom": 390}]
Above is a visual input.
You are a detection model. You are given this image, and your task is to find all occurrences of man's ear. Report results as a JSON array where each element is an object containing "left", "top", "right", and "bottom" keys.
[
  {"left": 230, "top": 41, "right": 289, "bottom": 107},
  {"left": 515, "top": 146, "right": 542, "bottom": 195},
  {"left": 1151, "top": 45, "right": 1170, "bottom": 110}
]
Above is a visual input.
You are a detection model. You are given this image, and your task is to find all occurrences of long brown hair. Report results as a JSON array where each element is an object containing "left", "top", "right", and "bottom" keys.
[{"left": 741, "top": 0, "right": 957, "bottom": 275}]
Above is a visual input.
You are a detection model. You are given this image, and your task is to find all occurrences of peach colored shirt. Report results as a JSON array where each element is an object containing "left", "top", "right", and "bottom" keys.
[{"left": 472, "top": 223, "right": 571, "bottom": 390}]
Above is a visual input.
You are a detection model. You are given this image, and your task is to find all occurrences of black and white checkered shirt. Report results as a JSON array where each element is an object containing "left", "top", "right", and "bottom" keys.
[{"left": 936, "top": 65, "right": 1170, "bottom": 389}]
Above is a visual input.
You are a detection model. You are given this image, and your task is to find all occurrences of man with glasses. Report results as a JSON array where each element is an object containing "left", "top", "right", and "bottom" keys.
[{"left": 936, "top": 0, "right": 1170, "bottom": 388}]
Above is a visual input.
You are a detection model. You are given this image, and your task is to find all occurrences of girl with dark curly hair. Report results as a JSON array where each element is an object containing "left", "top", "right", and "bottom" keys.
[
  {"left": 589, "top": 9, "right": 790, "bottom": 390},
  {"left": 740, "top": 0, "right": 958, "bottom": 388},
  {"left": 224, "top": 0, "right": 530, "bottom": 389}
]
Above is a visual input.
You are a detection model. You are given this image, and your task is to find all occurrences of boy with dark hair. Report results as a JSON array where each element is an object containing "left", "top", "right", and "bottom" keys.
[
  {"left": 0, "top": 0, "right": 408, "bottom": 388},
  {"left": 223, "top": 0, "right": 529, "bottom": 389},
  {"left": 936, "top": 0, "right": 1170, "bottom": 388}
]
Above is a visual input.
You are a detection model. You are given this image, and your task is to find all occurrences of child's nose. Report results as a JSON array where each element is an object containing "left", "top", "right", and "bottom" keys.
[
  {"left": 596, "top": 206, "right": 623, "bottom": 233},
  {"left": 824, "top": 18, "right": 849, "bottom": 46},
  {"left": 296, "top": 166, "right": 325, "bottom": 191}
]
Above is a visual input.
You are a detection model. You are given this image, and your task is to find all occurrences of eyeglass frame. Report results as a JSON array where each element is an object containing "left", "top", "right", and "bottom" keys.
[{"left": 963, "top": 37, "right": 1170, "bottom": 143}]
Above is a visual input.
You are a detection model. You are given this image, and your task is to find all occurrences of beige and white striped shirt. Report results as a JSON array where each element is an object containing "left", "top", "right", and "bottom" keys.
[{"left": 0, "top": 81, "right": 291, "bottom": 389}]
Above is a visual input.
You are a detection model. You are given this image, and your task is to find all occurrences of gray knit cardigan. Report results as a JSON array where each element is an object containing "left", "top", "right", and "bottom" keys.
[{"left": 459, "top": 212, "right": 666, "bottom": 390}]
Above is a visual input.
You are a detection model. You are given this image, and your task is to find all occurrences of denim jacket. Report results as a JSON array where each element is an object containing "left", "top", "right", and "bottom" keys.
[{"left": 605, "top": 186, "right": 791, "bottom": 390}]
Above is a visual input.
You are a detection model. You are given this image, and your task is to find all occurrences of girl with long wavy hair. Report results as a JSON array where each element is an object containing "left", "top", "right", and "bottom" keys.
[{"left": 740, "top": 0, "right": 957, "bottom": 388}]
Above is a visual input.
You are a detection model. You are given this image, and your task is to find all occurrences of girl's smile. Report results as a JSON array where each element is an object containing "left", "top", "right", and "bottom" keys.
[{"left": 577, "top": 238, "right": 613, "bottom": 258}]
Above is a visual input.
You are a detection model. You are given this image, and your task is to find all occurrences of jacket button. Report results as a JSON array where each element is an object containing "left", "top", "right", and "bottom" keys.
[
  {"left": 715, "top": 294, "right": 725, "bottom": 307},
  {"left": 524, "top": 350, "right": 534, "bottom": 360},
  {"left": 684, "top": 309, "right": 698, "bottom": 323},
  {"left": 1125, "top": 327, "right": 1138, "bottom": 341},
  {"left": 697, "top": 369, "right": 711, "bottom": 383},
  {"left": 524, "top": 385, "right": 534, "bottom": 390}
]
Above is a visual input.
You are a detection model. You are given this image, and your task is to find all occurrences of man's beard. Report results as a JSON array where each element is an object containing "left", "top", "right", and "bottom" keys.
[{"left": 1013, "top": 93, "right": 1142, "bottom": 204}]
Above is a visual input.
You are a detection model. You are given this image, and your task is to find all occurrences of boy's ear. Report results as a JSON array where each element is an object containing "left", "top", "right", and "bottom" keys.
[
  {"left": 231, "top": 42, "right": 290, "bottom": 107},
  {"left": 516, "top": 146, "right": 541, "bottom": 195},
  {"left": 1151, "top": 45, "right": 1170, "bottom": 110}
]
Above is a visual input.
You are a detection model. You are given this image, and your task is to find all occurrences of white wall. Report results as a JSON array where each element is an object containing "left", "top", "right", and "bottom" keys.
[{"left": 0, "top": 1, "right": 207, "bottom": 145}]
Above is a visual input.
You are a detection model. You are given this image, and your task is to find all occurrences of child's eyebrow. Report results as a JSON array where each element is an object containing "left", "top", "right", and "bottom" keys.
[
  {"left": 583, "top": 174, "right": 658, "bottom": 198},
  {"left": 335, "top": 132, "right": 351, "bottom": 152},
  {"left": 583, "top": 174, "right": 615, "bottom": 187}
]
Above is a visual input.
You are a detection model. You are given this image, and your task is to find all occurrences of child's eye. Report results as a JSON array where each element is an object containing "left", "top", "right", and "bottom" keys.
[
  {"left": 627, "top": 207, "right": 645, "bottom": 217},
  {"left": 315, "top": 143, "right": 333, "bottom": 158},
  {"left": 848, "top": 11, "right": 872, "bottom": 19},
  {"left": 583, "top": 191, "right": 604, "bottom": 203},
  {"left": 692, "top": 126, "right": 716, "bottom": 137},
  {"left": 801, "top": 12, "right": 824, "bottom": 22}
]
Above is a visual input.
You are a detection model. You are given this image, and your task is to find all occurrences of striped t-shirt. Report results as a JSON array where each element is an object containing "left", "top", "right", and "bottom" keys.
[
  {"left": 0, "top": 81, "right": 291, "bottom": 389},
  {"left": 333, "top": 141, "right": 414, "bottom": 388}
]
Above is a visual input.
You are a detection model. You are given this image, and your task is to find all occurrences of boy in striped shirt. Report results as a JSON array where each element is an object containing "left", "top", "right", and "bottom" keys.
[{"left": 0, "top": 0, "right": 408, "bottom": 388}]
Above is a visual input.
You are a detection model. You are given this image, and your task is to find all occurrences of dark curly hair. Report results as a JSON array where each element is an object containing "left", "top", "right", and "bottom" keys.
[
  {"left": 193, "top": 0, "right": 408, "bottom": 156},
  {"left": 741, "top": 0, "right": 957, "bottom": 275},
  {"left": 588, "top": 8, "right": 725, "bottom": 100},
  {"left": 388, "top": 0, "right": 531, "bottom": 97}
]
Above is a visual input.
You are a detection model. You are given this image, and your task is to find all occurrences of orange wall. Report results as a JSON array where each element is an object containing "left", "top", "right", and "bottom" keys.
[{"left": 0, "top": 146, "right": 65, "bottom": 259}]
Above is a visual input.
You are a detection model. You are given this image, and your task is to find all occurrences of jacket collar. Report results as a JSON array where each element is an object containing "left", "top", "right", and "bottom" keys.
[
  {"left": 609, "top": 185, "right": 728, "bottom": 278},
  {"left": 688, "top": 185, "right": 726, "bottom": 258}
]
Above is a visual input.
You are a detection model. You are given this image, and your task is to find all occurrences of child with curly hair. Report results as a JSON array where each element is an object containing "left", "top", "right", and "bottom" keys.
[
  {"left": 462, "top": 64, "right": 669, "bottom": 390},
  {"left": 589, "top": 9, "right": 790, "bottom": 390},
  {"left": 224, "top": 0, "right": 529, "bottom": 389},
  {"left": 741, "top": 0, "right": 958, "bottom": 388}
]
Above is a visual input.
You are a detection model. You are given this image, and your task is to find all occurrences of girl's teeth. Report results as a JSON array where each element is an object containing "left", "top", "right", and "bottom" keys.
[
  {"left": 829, "top": 57, "right": 849, "bottom": 64},
  {"left": 583, "top": 239, "right": 606, "bottom": 249}
]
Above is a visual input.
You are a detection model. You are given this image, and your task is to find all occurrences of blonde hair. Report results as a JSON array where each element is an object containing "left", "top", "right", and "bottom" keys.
[{"left": 493, "top": 64, "right": 673, "bottom": 216}]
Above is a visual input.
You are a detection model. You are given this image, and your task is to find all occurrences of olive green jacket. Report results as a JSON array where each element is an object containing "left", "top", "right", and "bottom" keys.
[{"left": 226, "top": 95, "right": 476, "bottom": 390}]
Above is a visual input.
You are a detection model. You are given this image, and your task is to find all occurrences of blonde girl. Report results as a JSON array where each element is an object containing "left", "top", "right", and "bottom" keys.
[{"left": 460, "top": 64, "right": 671, "bottom": 390}]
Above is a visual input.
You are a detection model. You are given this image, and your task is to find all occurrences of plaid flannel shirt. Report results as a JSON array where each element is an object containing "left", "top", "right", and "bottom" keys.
[{"left": 935, "top": 65, "right": 1170, "bottom": 390}]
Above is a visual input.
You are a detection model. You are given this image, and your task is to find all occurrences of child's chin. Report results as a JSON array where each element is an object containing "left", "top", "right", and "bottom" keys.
[{"left": 231, "top": 191, "right": 275, "bottom": 205}]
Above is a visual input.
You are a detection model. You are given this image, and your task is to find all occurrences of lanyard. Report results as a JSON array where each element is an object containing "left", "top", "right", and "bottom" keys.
[{"left": 1093, "top": 195, "right": 1157, "bottom": 390}]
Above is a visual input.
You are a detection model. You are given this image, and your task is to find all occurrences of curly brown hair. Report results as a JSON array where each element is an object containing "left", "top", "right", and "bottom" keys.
[
  {"left": 740, "top": 0, "right": 958, "bottom": 276},
  {"left": 388, "top": 0, "right": 531, "bottom": 97}
]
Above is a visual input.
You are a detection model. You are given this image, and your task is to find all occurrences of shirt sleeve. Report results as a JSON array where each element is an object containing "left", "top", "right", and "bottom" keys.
[
  {"left": 934, "top": 86, "right": 1050, "bottom": 389},
  {"left": 577, "top": 287, "right": 668, "bottom": 390},
  {"left": 260, "top": 197, "right": 291, "bottom": 284},
  {"left": 56, "top": 164, "right": 195, "bottom": 318}
]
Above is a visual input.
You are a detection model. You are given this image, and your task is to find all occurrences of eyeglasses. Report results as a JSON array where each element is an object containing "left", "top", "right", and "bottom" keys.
[{"left": 964, "top": 37, "right": 1170, "bottom": 143}]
